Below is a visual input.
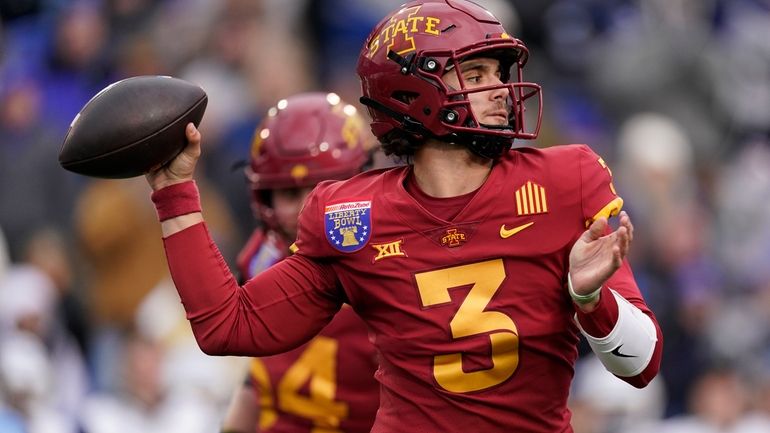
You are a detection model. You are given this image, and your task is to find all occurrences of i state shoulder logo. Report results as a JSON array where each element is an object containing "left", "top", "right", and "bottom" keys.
[{"left": 324, "top": 200, "right": 372, "bottom": 253}]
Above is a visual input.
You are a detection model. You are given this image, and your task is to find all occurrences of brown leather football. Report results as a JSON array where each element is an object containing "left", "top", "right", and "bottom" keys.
[{"left": 59, "top": 76, "right": 207, "bottom": 179}]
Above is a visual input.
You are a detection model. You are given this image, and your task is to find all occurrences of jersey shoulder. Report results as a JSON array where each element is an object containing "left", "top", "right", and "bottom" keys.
[
  {"left": 499, "top": 144, "right": 595, "bottom": 192},
  {"left": 312, "top": 166, "right": 401, "bottom": 201},
  {"left": 508, "top": 143, "right": 598, "bottom": 169},
  {"left": 295, "top": 167, "right": 405, "bottom": 258},
  {"left": 505, "top": 144, "right": 622, "bottom": 224}
]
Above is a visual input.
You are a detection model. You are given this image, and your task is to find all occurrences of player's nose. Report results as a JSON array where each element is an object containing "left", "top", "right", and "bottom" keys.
[{"left": 489, "top": 82, "right": 509, "bottom": 101}]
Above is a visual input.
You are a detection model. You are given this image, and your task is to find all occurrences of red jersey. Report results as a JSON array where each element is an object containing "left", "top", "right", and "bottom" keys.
[
  {"left": 162, "top": 144, "right": 662, "bottom": 433},
  {"left": 246, "top": 307, "right": 379, "bottom": 433},
  {"left": 236, "top": 229, "right": 379, "bottom": 433}
]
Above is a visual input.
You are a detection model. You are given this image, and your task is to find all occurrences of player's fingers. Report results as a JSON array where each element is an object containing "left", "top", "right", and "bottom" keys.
[
  {"left": 626, "top": 213, "right": 634, "bottom": 243},
  {"left": 583, "top": 217, "right": 607, "bottom": 242},
  {"left": 618, "top": 211, "right": 633, "bottom": 242},
  {"left": 617, "top": 226, "right": 629, "bottom": 258},
  {"left": 186, "top": 123, "right": 201, "bottom": 143},
  {"left": 184, "top": 123, "right": 202, "bottom": 157},
  {"left": 612, "top": 244, "right": 623, "bottom": 267}
]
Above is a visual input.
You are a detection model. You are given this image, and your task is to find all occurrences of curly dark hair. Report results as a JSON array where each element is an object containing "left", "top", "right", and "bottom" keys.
[{"left": 379, "top": 129, "right": 425, "bottom": 162}]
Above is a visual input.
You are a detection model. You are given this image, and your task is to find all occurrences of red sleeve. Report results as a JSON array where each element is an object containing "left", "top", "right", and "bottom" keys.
[
  {"left": 292, "top": 180, "right": 346, "bottom": 258},
  {"left": 574, "top": 145, "right": 663, "bottom": 388},
  {"left": 236, "top": 229, "right": 266, "bottom": 281},
  {"left": 574, "top": 260, "right": 663, "bottom": 388},
  {"left": 577, "top": 144, "right": 623, "bottom": 225},
  {"left": 163, "top": 222, "right": 342, "bottom": 357}
]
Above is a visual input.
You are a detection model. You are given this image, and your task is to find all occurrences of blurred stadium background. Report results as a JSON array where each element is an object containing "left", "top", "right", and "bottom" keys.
[{"left": 0, "top": 0, "right": 769, "bottom": 432}]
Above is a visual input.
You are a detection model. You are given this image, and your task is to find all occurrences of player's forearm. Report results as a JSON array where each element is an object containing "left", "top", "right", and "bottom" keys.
[
  {"left": 575, "top": 289, "right": 662, "bottom": 388},
  {"left": 573, "top": 262, "right": 663, "bottom": 388},
  {"left": 622, "top": 319, "right": 663, "bottom": 388},
  {"left": 161, "top": 212, "right": 203, "bottom": 237},
  {"left": 151, "top": 181, "right": 340, "bottom": 356},
  {"left": 148, "top": 180, "right": 205, "bottom": 237},
  {"left": 162, "top": 222, "right": 341, "bottom": 356}
]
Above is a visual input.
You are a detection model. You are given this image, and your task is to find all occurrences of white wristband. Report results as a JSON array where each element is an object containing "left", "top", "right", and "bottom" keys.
[{"left": 568, "top": 273, "right": 601, "bottom": 304}]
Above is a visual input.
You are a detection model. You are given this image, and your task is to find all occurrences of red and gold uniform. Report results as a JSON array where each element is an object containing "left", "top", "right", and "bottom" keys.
[
  {"left": 244, "top": 306, "right": 378, "bottom": 433},
  {"left": 235, "top": 230, "right": 379, "bottom": 433},
  {"left": 162, "top": 145, "right": 662, "bottom": 433}
]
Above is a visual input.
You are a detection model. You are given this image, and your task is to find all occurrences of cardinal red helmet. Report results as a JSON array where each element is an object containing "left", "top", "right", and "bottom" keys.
[
  {"left": 357, "top": 0, "right": 542, "bottom": 159},
  {"left": 246, "top": 92, "right": 373, "bottom": 229}
]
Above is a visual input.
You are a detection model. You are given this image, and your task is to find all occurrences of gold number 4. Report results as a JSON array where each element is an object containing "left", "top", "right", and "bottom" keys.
[
  {"left": 252, "top": 336, "right": 348, "bottom": 432},
  {"left": 415, "top": 258, "right": 520, "bottom": 393}
]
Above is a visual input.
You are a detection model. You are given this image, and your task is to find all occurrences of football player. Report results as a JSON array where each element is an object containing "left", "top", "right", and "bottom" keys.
[
  {"left": 220, "top": 92, "right": 379, "bottom": 433},
  {"left": 146, "top": 1, "right": 663, "bottom": 431}
]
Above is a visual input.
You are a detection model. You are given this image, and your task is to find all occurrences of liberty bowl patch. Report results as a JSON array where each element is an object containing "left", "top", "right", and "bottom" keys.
[{"left": 324, "top": 200, "right": 371, "bottom": 253}]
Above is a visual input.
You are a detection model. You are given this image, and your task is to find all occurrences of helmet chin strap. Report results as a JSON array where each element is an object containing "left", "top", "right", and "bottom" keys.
[
  {"left": 442, "top": 131, "right": 512, "bottom": 160},
  {"left": 479, "top": 122, "right": 514, "bottom": 132}
]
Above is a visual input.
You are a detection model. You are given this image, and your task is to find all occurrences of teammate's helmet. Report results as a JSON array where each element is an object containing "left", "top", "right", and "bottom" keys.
[
  {"left": 357, "top": 0, "right": 542, "bottom": 159},
  {"left": 246, "top": 92, "right": 372, "bottom": 229}
]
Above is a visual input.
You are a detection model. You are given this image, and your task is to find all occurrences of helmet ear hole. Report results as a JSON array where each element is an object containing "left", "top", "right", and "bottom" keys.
[
  {"left": 259, "top": 190, "right": 273, "bottom": 209},
  {"left": 391, "top": 91, "right": 419, "bottom": 105}
]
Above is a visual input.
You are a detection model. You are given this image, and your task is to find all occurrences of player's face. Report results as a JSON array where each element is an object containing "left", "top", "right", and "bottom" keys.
[
  {"left": 272, "top": 186, "right": 314, "bottom": 240},
  {"left": 442, "top": 57, "right": 510, "bottom": 126}
]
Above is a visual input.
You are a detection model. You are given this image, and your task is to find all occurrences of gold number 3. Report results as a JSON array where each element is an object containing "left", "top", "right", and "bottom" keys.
[{"left": 415, "top": 258, "right": 520, "bottom": 393}]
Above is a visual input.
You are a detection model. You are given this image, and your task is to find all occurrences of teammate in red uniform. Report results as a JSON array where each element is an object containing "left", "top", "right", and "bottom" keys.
[
  {"left": 146, "top": 1, "right": 663, "bottom": 432},
  {"left": 219, "top": 93, "right": 379, "bottom": 433}
]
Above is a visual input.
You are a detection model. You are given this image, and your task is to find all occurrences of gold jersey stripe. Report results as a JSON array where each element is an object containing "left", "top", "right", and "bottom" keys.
[
  {"left": 520, "top": 184, "right": 527, "bottom": 214},
  {"left": 586, "top": 197, "right": 624, "bottom": 227},
  {"left": 540, "top": 185, "right": 548, "bottom": 212},
  {"left": 533, "top": 183, "right": 542, "bottom": 213},
  {"left": 527, "top": 182, "right": 535, "bottom": 213}
]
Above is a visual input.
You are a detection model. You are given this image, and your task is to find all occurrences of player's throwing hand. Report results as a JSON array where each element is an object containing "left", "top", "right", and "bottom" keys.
[
  {"left": 146, "top": 123, "right": 201, "bottom": 191},
  {"left": 568, "top": 210, "right": 634, "bottom": 300}
]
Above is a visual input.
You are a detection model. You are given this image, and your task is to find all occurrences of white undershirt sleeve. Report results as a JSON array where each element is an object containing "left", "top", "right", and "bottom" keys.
[{"left": 574, "top": 289, "right": 658, "bottom": 377}]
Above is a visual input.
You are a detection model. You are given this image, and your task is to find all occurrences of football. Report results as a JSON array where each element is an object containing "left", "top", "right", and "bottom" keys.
[{"left": 58, "top": 75, "right": 207, "bottom": 179}]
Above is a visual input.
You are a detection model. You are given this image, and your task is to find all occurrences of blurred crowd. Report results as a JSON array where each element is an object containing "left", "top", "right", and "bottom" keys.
[{"left": 0, "top": 0, "right": 769, "bottom": 432}]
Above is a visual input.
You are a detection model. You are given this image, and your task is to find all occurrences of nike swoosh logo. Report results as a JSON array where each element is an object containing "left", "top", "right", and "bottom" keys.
[
  {"left": 610, "top": 344, "right": 636, "bottom": 358},
  {"left": 499, "top": 222, "right": 534, "bottom": 239}
]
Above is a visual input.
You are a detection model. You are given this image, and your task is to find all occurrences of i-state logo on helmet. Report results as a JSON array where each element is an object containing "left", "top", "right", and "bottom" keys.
[
  {"left": 366, "top": 5, "right": 441, "bottom": 59},
  {"left": 324, "top": 200, "right": 372, "bottom": 253}
]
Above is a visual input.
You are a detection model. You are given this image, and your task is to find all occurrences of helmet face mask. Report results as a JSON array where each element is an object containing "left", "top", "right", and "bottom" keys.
[
  {"left": 246, "top": 92, "right": 373, "bottom": 233},
  {"left": 357, "top": 0, "right": 542, "bottom": 159}
]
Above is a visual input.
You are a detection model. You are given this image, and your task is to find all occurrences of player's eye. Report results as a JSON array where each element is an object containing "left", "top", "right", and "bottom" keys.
[{"left": 465, "top": 74, "right": 481, "bottom": 84}]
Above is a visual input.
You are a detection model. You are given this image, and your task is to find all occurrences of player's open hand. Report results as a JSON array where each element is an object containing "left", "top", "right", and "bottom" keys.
[
  {"left": 568, "top": 211, "right": 633, "bottom": 296},
  {"left": 146, "top": 123, "right": 202, "bottom": 191}
]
